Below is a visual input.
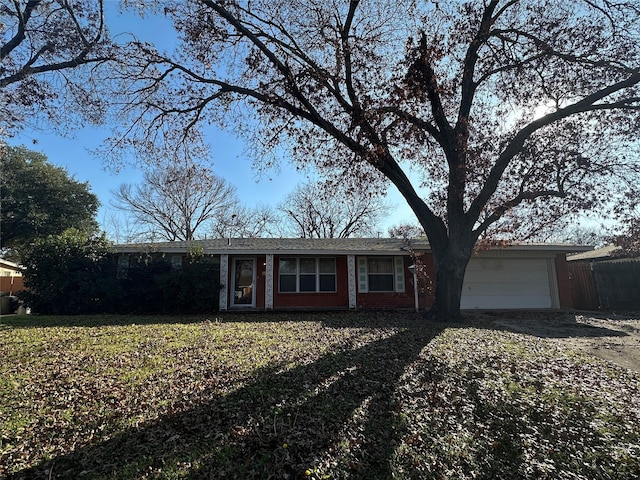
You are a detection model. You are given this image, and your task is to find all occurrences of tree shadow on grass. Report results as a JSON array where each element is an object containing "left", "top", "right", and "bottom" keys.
[
  {"left": 465, "top": 311, "right": 629, "bottom": 339},
  {"left": 390, "top": 336, "right": 640, "bottom": 480},
  {"left": 0, "top": 310, "right": 425, "bottom": 330},
  {"left": 9, "top": 323, "right": 443, "bottom": 479}
]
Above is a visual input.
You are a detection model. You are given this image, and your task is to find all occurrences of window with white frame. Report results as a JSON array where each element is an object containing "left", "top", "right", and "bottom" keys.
[
  {"left": 279, "top": 257, "right": 336, "bottom": 293},
  {"left": 358, "top": 256, "right": 405, "bottom": 292}
]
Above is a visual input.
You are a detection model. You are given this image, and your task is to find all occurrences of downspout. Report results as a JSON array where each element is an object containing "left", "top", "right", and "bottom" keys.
[{"left": 408, "top": 264, "right": 419, "bottom": 312}]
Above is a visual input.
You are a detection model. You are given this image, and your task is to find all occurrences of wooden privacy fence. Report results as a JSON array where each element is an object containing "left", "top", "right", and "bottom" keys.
[
  {"left": 569, "top": 259, "right": 640, "bottom": 311},
  {"left": 592, "top": 260, "right": 640, "bottom": 311},
  {"left": 568, "top": 261, "right": 599, "bottom": 310}
]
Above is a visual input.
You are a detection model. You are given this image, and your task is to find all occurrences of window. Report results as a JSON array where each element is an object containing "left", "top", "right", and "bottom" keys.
[
  {"left": 116, "top": 255, "right": 130, "bottom": 279},
  {"left": 319, "top": 258, "right": 336, "bottom": 291},
  {"left": 358, "top": 256, "right": 405, "bottom": 293},
  {"left": 279, "top": 258, "right": 297, "bottom": 292},
  {"left": 279, "top": 257, "right": 336, "bottom": 293},
  {"left": 170, "top": 255, "right": 183, "bottom": 270},
  {"left": 299, "top": 258, "right": 316, "bottom": 291},
  {"left": 367, "top": 258, "right": 395, "bottom": 291}
]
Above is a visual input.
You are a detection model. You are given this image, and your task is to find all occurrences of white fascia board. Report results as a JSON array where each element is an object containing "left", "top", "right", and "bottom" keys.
[
  {"left": 497, "top": 244, "right": 594, "bottom": 253},
  {"left": 113, "top": 246, "right": 413, "bottom": 256},
  {"left": 206, "top": 249, "right": 413, "bottom": 256}
]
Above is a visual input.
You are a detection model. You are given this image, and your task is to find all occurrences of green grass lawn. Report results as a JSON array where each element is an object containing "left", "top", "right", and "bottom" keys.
[{"left": 1, "top": 312, "right": 639, "bottom": 479}]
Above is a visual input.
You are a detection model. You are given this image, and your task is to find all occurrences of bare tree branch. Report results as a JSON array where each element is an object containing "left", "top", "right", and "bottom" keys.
[{"left": 112, "top": 161, "right": 238, "bottom": 242}]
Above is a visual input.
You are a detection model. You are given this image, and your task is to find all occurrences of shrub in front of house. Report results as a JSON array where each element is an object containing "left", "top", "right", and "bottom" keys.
[
  {"left": 18, "top": 229, "right": 115, "bottom": 315},
  {"left": 18, "top": 236, "right": 221, "bottom": 315}
]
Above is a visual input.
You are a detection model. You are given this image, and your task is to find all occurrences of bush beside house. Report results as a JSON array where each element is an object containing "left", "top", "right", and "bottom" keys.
[
  {"left": 18, "top": 231, "right": 221, "bottom": 315},
  {"left": 117, "top": 252, "right": 221, "bottom": 314}
]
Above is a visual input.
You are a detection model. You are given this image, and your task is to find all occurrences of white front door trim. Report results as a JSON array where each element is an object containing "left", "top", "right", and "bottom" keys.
[{"left": 231, "top": 257, "right": 256, "bottom": 308}]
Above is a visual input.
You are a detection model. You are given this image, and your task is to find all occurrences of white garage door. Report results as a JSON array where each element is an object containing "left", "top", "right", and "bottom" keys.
[{"left": 461, "top": 257, "right": 555, "bottom": 309}]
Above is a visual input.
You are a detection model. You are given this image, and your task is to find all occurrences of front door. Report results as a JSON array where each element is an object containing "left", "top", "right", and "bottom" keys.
[{"left": 231, "top": 258, "right": 256, "bottom": 307}]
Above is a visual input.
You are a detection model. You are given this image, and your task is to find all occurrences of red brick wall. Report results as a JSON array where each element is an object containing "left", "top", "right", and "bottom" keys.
[
  {"left": 555, "top": 253, "right": 573, "bottom": 308},
  {"left": 356, "top": 291, "right": 415, "bottom": 309},
  {"left": 0, "top": 276, "right": 25, "bottom": 295}
]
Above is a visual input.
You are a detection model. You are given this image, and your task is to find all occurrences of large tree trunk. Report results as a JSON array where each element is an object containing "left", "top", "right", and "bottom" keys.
[{"left": 428, "top": 240, "right": 474, "bottom": 323}]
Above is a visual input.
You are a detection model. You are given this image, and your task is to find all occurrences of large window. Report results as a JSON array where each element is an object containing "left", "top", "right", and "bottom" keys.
[
  {"left": 358, "top": 256, "right": 405, "bottom": 293},
  {"left": 279, "top": 257, "right": 336, "bottom": 293},
  {"left": 367, "top": 257, "right": 395, "bottom": 291}
]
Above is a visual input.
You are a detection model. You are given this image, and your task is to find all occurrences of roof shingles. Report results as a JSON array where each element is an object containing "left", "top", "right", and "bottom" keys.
[{"left": 115, "top": 238, "right": 422, "bottom": 255}]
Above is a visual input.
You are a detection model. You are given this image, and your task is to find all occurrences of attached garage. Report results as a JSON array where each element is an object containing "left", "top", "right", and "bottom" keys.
[{"left": 461, "top": 255, "right": 559, "bottom": 309}]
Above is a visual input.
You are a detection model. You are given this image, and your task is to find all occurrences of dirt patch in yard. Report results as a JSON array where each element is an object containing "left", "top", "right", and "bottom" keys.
[{"left": 473, "top": 311, "right": 640, "bottom": 373}]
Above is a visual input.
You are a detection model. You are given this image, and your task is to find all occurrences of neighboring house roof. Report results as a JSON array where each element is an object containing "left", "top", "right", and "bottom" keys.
[
  {"left": 568, "top": 245, "right": 630, "bottom": 262},
  {"left": 0, "top": 258, "right": 23, "bottom": 275},
  {"left": 114, "top": 238, "right": 592, "bottom": 256}
]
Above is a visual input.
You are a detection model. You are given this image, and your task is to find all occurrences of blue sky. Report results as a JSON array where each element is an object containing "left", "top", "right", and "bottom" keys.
[
  {"left": 8, "top": 109, "right": 415, "bottom": 236},
  {"left": 6, "top": 3, "right": 418, "bottom": 237},
  {"left": 10, "top": 122, "right": 323, "bottom": 230},
  {"left": 9, "top": 114, "right": 415, "bottom": 237}
]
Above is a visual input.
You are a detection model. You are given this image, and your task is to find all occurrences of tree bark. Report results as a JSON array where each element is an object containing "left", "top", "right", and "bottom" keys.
[{"left": 427, "top": 238, "right": 474, "bottom": 323}]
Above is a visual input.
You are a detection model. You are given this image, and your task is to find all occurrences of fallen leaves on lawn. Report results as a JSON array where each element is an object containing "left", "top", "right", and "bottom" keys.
[{"left": 1, "top": 312, "right": 639, "bottom": 479}]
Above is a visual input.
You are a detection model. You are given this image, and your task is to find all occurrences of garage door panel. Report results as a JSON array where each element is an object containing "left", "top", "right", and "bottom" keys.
[
  {"left": 462, "top": 294, "right": 552, "bottom": 309},
  {"left": 463, "top": 282, "right": 548, "bottom": 296},
  {"left": 461, "top": 257, "right": 554, "bottom": 309},
  {"left": 465, "top": 260, "right": 544, "bottom": 268},
  {"left": 463, "top": 270, "right": 548, "bottom": 283},
  {"left": 465, "top": 260, "right": 547, "bottom": 274}
]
